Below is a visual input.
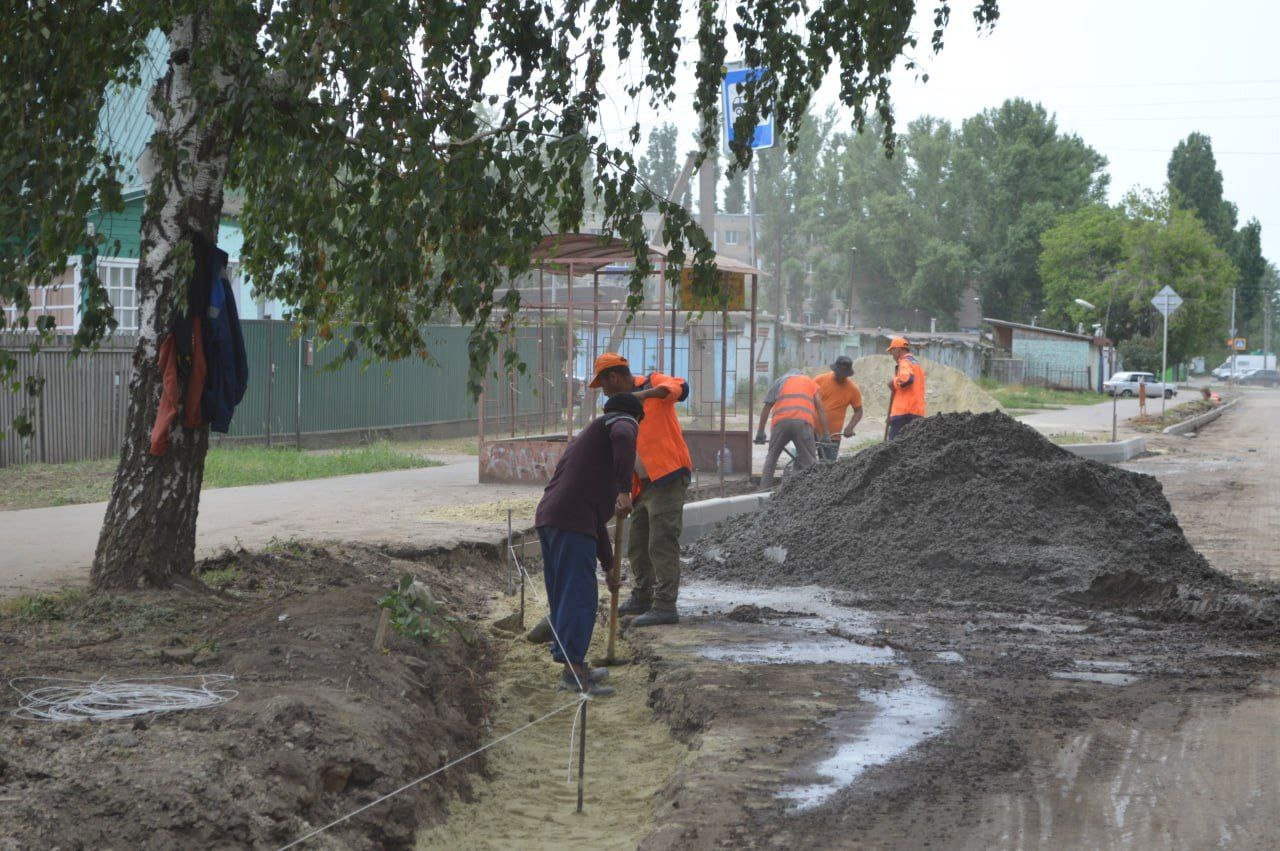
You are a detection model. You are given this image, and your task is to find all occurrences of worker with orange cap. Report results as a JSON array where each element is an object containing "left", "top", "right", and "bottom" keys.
[
  {"left": 590, "top": 352, "right": 692, "bottom": 627},
  {"left": 885, "top": 336, "right": 926, "bottom": 441},
  {"left": 754, "top": 369, "right": 824, "bottom": 490}
]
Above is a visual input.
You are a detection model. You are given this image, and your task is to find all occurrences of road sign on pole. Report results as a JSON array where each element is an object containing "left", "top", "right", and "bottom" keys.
[
  {"left": 722, "top": 67, "right": 775, "bottom": 150},
  {"left": 1151, "top": 286, "right": 1181, "bottom": 417}
]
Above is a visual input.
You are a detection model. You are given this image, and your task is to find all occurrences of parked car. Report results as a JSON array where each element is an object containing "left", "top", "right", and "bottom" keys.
[
  {"left": 1239, "top": 369, "right": 1280, "bottom": 388},
  {"left": 1103, "top": 371, "right": 1177, "bottom": 399}
]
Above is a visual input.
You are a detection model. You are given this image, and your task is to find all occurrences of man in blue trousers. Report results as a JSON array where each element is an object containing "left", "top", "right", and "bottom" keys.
[{"left": 534, "top": 390, "right": 642, "bottom": 696}]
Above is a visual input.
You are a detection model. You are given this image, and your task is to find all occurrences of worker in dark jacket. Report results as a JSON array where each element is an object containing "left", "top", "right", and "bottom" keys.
[{"left": 533, "top": 393, "right": 642, "bottom": 696}]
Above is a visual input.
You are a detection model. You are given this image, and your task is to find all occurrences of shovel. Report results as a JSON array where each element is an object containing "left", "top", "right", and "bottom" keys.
[
  {"left": 592, "top": 514, "right": 626, "bottom": 667},
  {"left": 883, "top": 386, "right": 896, "bottom": 442}
]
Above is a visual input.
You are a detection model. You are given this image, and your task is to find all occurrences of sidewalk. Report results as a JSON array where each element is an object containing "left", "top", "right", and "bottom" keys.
[
  {"left": 0, "top": 460, "right": 544, "bottom": 596},
  {"left": 1015, "top": 395, "right": 1164, "bottom": 435}
]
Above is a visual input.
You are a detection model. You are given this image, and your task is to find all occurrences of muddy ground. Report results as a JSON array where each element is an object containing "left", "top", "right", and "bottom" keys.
[{"left": 0, "top": 542, "right": 504, "bottom": 850}]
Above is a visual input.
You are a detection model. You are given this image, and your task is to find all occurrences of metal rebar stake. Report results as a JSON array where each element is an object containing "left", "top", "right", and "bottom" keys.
[
  {"left": 506, "top": 509, "right": 514, "bottom": 595},
  {"left": 576, "top": 699, "right": 588, "bottom": 813}
]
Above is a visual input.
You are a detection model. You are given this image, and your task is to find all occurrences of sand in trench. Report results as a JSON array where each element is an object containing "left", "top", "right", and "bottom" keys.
[{"left": 417, "top": 593, "right": 688, "bottom": 850}]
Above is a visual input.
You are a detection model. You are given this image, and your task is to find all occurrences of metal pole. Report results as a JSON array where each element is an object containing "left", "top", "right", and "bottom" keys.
[
  {"left": 670, "top": 279, "right": 677, "bottom": 376},
  {"left": 506, "top": 508, "right": 514, "bottom": 595},
  {"left": 1229, "top": 287, "right": 1238, "bottom": 384},
  {"left": 657, "top": 259, "right": 666, "bottom": 373},
  {"left": 1112, "top": 392, "right": 1117, "bottom": 443},
  {"left": 774, "top": 227, "right": 783, "bottom": 379},
  {"left": 575, "top": 699, "right": 588, "bottom": 814},
  {"left": 746, "top": 161, "right": 757, "bottom": 271},
  {"left": 720, "top": 305, "right": 728, "bottom": 495},
  {"left": 567, "top": 262, "right": 576, "bottom": 439},
  {"left": 539, "top": 266, "right": 547, "bottom": 434},
  {"left": 747, "top": 272, "right": 758, "bottom": 481},
  {"left": 265, "top": 316, "right": 274, "bottom": 448},
  {"left": 1161, "top": 302, "right": 1169, "bottom": 417},
  {"left": 295, "top": 329, "right": 303, "bottom": 450}
]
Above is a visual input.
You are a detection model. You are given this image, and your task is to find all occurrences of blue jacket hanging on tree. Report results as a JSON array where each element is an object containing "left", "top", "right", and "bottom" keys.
[{"left": 201, "top": 246, "right": 249, "bottom": 432}]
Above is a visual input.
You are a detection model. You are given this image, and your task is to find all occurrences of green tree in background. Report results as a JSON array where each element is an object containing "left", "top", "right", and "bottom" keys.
[
  {"left": 1231, "top": 218, "right": 1266, "bottom": 331},
  {"left": 638, "top": 123, "right": 682, "bottom": 208},
  {"left": 1167, "top": 132, "right": 1238, "bottom": 247},
  {"left": 952, "top": 99, "right": 1109, "bottom": 320},
  {"left": 3, "top": 0, "right": 999, "bottom": 589},
  {"left": 1040, "top": 192, "right": 1235, "bottom": 364},
  {"left": 723, "top": 169, "right": 747, "bottom": 214}
]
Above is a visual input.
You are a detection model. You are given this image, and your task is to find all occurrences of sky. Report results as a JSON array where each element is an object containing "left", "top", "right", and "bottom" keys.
[{"left": 595, "top": 0, "right": 1280, "bottom": 263}]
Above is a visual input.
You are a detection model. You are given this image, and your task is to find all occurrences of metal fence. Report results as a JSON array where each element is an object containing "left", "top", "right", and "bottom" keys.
[{"left": 1, "top": 321, "right": 565, "bottom": 467}]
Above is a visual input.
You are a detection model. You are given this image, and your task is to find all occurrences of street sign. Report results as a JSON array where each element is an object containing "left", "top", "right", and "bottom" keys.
[
  {"left": 1230, "top": 337, "right": 1248, "bottom": 351},
  {"left": 722, "top": 67, "right": 775, "bottom": 150},
  {"left": 1151, "top": 285, "right": 1182, "bottom": 317}
]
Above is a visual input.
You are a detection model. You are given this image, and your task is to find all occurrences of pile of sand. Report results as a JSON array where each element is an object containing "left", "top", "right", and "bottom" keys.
[
  {"left": 849, "top": 355, "right": 1000, "bottom": 417},
  {"left": 693, "top": 412, "right": 1270, "bottom": 622}
]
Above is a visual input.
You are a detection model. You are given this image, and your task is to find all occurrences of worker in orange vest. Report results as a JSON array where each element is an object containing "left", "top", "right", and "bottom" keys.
[
  {"left": 885, "top": 337, "right": 926, "bottom": 441},
  {"left": 814, "top": 355, "right": 864, "bottom": 460},
  {"left": 591, "top": 352, "right": 692, "bottom": 627},
  {"left": 755, "top": 370, "right": 824, "bottom": 491}
]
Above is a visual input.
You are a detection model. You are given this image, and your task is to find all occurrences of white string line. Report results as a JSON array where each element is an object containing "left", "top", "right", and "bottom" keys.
[
  {"left": 276, "top": 696, "right": 584, "bottom": 851},
  {"left": 509, "top": 540, "right": 586, "bottom": 693},
  {"left": 10, "top": 675, "right": 237, "bottom": 722}
]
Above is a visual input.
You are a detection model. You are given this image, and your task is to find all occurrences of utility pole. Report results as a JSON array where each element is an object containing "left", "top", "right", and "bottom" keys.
[
  {"left": 847, "top": 247, "right": 857, "bottom": 329},
  {"left": 1230, "top": 287, "right": 1238, "bottom": 383}
]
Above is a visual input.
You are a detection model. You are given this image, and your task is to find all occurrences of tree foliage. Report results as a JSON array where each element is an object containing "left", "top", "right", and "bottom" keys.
[
  {"left": 1167, "top": 132, "right": 1237, "bottom": 247},
  {"left": 1040, "top": 192, "right": 1236, "bottom": 363},
  {"left": 637, "top": 123, "right": 682, "bottom": 208}
]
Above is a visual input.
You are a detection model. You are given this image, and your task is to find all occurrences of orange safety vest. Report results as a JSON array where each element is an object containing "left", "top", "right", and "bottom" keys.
[
  {"left": 889, "top": 355, "right": 926, "bottom": 417},
  {"left": 771, "top": 374, "right": 820, "bottom": 428},
  {"left": 632, "top": 372, "right": 693, "bottom": 484}
]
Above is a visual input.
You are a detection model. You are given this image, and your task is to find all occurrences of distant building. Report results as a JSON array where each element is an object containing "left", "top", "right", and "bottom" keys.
[{"left": 985, "top": 318, "right": 1112, "bottom": 391}]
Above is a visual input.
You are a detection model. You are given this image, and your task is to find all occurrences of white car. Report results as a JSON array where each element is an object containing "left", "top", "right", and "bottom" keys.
[{"left": 1103, "top": 371, "right": 1176, "bottom": 399}]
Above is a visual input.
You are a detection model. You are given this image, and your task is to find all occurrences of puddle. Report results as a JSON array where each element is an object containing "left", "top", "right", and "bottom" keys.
[
  {"left": 682, "top": 581, "right": 952, "bottom": 809},
  {"left": 1051, "top": 671, "right": 1142, "bottom": 686},
  {"left": 681, "top": 581, "right": 877, "bottom": 636},
  {"left": 699, "top": 638, "right": 894, "bottom": 666},
  {"left": 778, "top": 673, "right": 951, "bottom": 811}
]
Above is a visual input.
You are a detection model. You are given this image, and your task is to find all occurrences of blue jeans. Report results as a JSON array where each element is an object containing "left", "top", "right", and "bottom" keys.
[
  {"left": 887, "top": 414, "right": 922, "bottom": 442},
  {"left": 538, "top": 526, "right": 599, "bottom": 666}
]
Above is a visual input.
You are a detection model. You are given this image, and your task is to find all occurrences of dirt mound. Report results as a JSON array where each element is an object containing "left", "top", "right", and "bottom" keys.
[
  {"left": 694, "top": 412, "right": 1274, "bottom": 622},
  {"left": 851, "top": 355, "right": 1000, "bottom": 417},
  {"left": 0, "top": 543, "right": 499, "bottom": 850}
]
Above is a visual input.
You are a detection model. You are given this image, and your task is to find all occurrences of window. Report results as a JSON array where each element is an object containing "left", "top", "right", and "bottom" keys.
[
  {"left": 3, "top": 262, "right": 79, "bottom": 333},
  {"left": 724, "top": 229, "right": 741, "bottom": 245},
  {"left": 101, "top": 259, "right": 139, "bottom": 331}
]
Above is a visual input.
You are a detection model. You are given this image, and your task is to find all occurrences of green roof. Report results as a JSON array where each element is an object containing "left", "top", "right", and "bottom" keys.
[{"left": 95, "top": 29, "right": 169, "bottom": 191}]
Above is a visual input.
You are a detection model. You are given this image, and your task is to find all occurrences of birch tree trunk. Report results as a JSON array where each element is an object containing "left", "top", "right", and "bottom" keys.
[{"left": 91, "top": 15, "right": 236, "bottom": 590}]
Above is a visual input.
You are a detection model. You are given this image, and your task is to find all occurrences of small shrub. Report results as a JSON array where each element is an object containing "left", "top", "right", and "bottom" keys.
[{"left": 378, "top": 574, "right": 443, "bottom": 644}]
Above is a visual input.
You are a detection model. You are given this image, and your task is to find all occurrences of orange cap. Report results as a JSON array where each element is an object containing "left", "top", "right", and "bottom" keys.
[
  {"left": 886, "top": 336, "right": 911, "bottom": 351},
  {"left": 589, "top": 352, "right": 630, "bottom": 387}
]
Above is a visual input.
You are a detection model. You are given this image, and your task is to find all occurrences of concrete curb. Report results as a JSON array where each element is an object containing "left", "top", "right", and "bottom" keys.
[
  {"left": 1162, "top": 398, "right": 1240, "bottom": 436},
  {"left": 1059, "top": 436, "right": 1147, "bottom": 463},
  {"left": 681, "top": 491, "right": 772, "bottom": 545}
]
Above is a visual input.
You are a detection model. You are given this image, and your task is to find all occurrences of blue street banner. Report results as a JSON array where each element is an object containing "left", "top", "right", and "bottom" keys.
[{"left": 722, "top": 66, "right": 775, "bottom": 150}]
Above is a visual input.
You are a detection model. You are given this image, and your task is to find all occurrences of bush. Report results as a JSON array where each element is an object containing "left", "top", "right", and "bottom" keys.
[{"left": 1116, "top": 337, "right": 1160, "bottom": 373}]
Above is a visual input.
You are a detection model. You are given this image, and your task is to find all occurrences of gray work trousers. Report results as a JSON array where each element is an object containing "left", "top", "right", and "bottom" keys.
[
  {"left": 759, "top": 419, "right": 818, "bottom": 491},
  {"left": 627, "top": 473, "right": 689, "bottom": 612}
]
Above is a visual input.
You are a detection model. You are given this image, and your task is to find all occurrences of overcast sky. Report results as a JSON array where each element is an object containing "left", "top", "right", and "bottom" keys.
[{"left": 598, "top": 0, "right": 1279, "bottom": 264}]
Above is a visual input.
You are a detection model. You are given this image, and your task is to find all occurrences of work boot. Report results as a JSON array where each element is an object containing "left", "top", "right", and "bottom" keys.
[
  {"left": 617, "top": 595, "right": 652, "bottom": 616},
  {"left": 525, "top": 616, "right": 552, "bottom": 644},
  {"left": 557, "top": 672, "right": 616, "bottom": 697},
  {"left": 630, "top": 608, "right": 679, "bottom": 627}
]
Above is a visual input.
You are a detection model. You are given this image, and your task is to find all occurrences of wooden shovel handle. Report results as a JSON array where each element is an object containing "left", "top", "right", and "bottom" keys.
[{"left": 607, "top": 514, "right": 623, "bottom": 658}]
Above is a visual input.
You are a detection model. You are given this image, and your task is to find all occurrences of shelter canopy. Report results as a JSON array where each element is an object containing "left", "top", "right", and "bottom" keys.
[{"left": 531, "top": 233, "right": 766, "bottom": 277}]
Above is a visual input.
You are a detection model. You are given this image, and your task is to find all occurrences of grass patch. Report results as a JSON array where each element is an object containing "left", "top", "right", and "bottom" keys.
[
  {"left": 0, "top": 587, "right": 88, "bottom": 622},
  {"left": 0, "top": 442, "right": 440, "bottom": 511},
  {"left": 200, "top": 565, "right": 242, "bottom": 589},
  {"left": 977, "top": 379, "right": 1104, "bottom": 410},
  {"left": 202, "top": 443, "right": 438, "bottom": 488}
]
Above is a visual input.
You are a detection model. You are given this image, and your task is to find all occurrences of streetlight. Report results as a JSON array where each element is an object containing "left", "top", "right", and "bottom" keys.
[{"left": 1074, "top": 298, "right": 1097, "bottom": 310}]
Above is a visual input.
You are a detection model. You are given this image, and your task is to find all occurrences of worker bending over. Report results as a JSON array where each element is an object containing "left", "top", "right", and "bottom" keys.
[
  {"left": 591, "top": 353, "right": 692, "bottom": 627},
  {"left": 755, "top": 370, "right": 824, "bottom": 490},
  {"left": 814, "top": 355, "right": 863, "bottom": 460},
  {"left": 885, "top": 337, "right": 926, "bottom": 441},
  {"left": 533, "top": 393, "right": 643, "bottom": 696}
]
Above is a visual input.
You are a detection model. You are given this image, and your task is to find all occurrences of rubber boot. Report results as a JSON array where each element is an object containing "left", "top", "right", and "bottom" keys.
[
  {"left": 631, "top": 608, "right": 679, "bottom": 627},
  {"left": 617, "top": 595, "right": 652, "bottom": 616}
]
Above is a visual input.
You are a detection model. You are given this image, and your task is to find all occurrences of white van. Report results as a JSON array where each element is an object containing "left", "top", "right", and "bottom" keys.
[{"left": 1212, "top": 355, "right": 1276, "bottom": 379}]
